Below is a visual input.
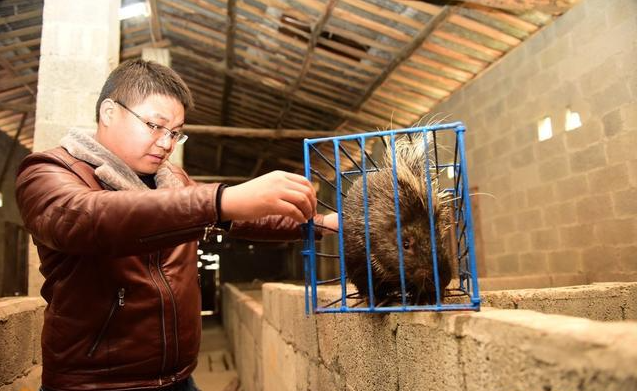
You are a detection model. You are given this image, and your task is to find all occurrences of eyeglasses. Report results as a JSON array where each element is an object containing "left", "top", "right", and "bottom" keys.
[{"left": 114, "top": 100, "right": 188, "bottom": 145}]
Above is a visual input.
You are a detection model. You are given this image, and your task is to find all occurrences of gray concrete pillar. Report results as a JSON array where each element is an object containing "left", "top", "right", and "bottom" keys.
[
  {"left": 141, "top": 47, "right": 184, "bottom": 168},
  {"left": 29, "top": 0, "right": 121, "bottom": 295}
]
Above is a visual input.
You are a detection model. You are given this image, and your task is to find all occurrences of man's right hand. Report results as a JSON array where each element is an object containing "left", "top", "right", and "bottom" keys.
[{"left": 219, "top": 171, "right": 317, "bottom": 223}]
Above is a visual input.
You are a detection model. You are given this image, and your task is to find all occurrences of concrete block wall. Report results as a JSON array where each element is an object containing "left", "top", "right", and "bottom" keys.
[
  {"left": 223, "top": 282, "right": 637, "bottom": 391},
  {"left": 0, "top": 297, "right": 46, "bottom": 391},
  {"left": 430, "top": 0, "right": 636, "bottom": 287},
  {"left": 222, "top": 284, "right": 263, "bottom": 391}
]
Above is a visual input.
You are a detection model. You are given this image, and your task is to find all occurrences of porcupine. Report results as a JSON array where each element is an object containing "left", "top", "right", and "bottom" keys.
[{"left": 342, "top": 132, "right": 453, "bottom": 306}]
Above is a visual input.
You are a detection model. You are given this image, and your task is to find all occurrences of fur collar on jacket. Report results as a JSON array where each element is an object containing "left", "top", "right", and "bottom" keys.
[{"left": 59, "top": 127, "right": 184, "bottom": 191}]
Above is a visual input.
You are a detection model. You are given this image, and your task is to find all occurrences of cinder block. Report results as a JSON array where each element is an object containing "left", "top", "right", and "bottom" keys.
[
  {"left": 335, "top": 314, "right": 398, "bottom": 391},
  {"left": 560, "top": 224, "right": 596, "bottom": 248},
  {"left": 0, "top": 365, "right": 42, "bottom": 391},
  {"left": 505, "top": 232, "right": 532, "bottom": 254},
  {"left": 555, "top": 175, "right": 588, "bottom": 201},
  {"left": 540, "top": 37, "right": 571, "bottom": 69},
  {"left": 526, "top": 184, "right": 555, "bottom": 208},
  {"left": 493, "top": 215, "right": 515, "bottom": 237},
  {"left": 458, "top": 309, "right": 636, "bottom": 391},
  {"left": 594, "top": 218, "right": 637, "bottom": 245},
  {"left": 605, "top": 130, "right": 637, "bottom": 165},
  {"left": 547, "top": 249, "right": 582, "bottom": 273},
  {"left": 538, "top": 155, "right": 570, "bottom": 182},
  {"left": 575, "top": 193, "right": 613, "bottom": 223},
  {"left": 582, "top": 245, "right": 621, "bottom": 273},
  {"left": 262, "top": 321, "right": 296, "bottom": 391},
  {"left": 544, "top": 202, "right": 578, "bottom": 226},
  {"left": 531, "top": 228, "right": 560, "bottom": 250},
  {"left": 510, "top": 145, "right": 535, "bottom": 168},
  {"left": 519, "top": 251, "right": 549, "bottom": 274},
  {"left": 565, "top": 119, "right": 604, "bottom": 151},
  {"left": 619, "top": 246, "right": 637, "bottom": 272},
  {"left": 496, "top": 253, "right": 520, "bottom": 275},
  {"left": 515, "top": 209, "right": 543, "bottom": 232},
  {"left": 590, "top": 79, "right": 634, "bottom": 118},
  {"left": 587, "top": 163, "right": 630, "bottom": 195},
  {"left": 578, "top": 56, "right": 619, "bottom": 97},
  {"left": 535, "top": 134, "right": 567, "bottom": 162},
  {"left": 396, "top": 315, "right": 464, "bottom": 391},
  {"left": 0, "top": 298, "right": 45, "bottom": 381},
  {"left": 569, "top": 142, "right": 607, "bottom": 173},
  {"left": 603, "top": 108, "right": 624, "bottom": 137}
]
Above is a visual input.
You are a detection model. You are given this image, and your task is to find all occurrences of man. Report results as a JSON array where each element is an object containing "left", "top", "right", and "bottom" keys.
[{"left": 16, "top": 59, "right": 335, "bottom": 390}]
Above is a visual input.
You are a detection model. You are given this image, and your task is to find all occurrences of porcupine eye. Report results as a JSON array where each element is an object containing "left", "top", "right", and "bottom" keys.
[{"left": 403, "top": 239, "right": 410, "bottom": 250}]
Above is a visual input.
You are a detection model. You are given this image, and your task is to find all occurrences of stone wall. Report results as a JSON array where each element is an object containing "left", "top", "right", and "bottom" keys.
[
  {"left": 0, "top": 297, "right": 45, "bottom": 391},
  {"left": 430, "top": 0, "right": 637, "bottom": 287},
  {"left": 223, "top": 282, "right": 637, "bottom": 391}
]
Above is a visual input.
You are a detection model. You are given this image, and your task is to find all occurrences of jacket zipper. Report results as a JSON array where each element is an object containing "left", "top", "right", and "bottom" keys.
[
  {"left": 87, "top": 288, "right": 125, "bottom": 357},
  {"left": 156, "top": 251, "right": 180, "bottom": 370},
  {"left": 139, "top": 224, "right": 214, "bottom": 244},
  {"left": 148, "top": 255, "right": 167, "bottom": 373}
]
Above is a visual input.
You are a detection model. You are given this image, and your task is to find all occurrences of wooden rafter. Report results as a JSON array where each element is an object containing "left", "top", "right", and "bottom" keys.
[
  {"left": 0, "top": 102, "right": 35, "bottom": 112},
  {"left": 220, "top": 0, "right": 237, "bottom": 126},
  {"left": 148, "top": 0, "right": 163, "bottom": 43},
  {"left": 274, "top": 0, "right": 338, "bottom": 129}
]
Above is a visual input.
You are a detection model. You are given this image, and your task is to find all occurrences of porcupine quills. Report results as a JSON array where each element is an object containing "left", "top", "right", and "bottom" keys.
[{"left": 342, "top": 132, "right": 454, "bottom": 306}]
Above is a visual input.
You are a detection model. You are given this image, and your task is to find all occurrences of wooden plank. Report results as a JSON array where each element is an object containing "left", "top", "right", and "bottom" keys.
[
  {"left": 0, "top": 72, "right": 37, "bottom": 92},
  {"left": 0, "top": 25, "right": 41, "bottom": 41},
  {"left": 433, "top": 29, "right": 503, "bottom": 59},
  {"left": 448, "top": 13, "right": 521, "bottom": 46},
  {"left": 323, "top": 23, "right": 399, "bottom": 53},
  {"left": 0, "top": 38, "right": 40, "bottom": 54},
  {"left": 457, "top": 0, "right": 579, "bottom": 13},
  {"left": 1, "top": 49, "right": 40, "bottom": 63},
  {"left": 422, "top": 42, "right": 488, "bottom": 68},
  {"left": 331, "top": 6, "right": 411, "bottom": 43},
  {"left": 341, "top": 0, "right": 423, "bottom": 30},
  {"left": 397, "top": 62, "right": 462, "bottom": 89},
  {"left": 0, "top": 8, "right": 42, "bottom": 25},
  {"left": 0, "top": 102, "right": 34, "bottom": 112},
  {"left": 402, "top": 1, "right": 442, "bottom": 16},
  {"left": 406, "top": 55, "right": 474, "bottom": 82}
]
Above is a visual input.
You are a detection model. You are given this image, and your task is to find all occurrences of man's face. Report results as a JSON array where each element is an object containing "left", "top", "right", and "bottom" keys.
[{"left": 97, "top": 94, "right": 185, "bottom": 175}]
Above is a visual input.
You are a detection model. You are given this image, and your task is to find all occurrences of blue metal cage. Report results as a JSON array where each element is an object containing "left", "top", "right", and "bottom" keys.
[{"left": 302, "top": 121, "right": 480, "bottom": 314}]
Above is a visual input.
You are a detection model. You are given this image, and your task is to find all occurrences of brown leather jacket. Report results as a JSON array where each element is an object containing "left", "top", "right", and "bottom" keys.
[{"left": 15, "top": 147, "right": 310, "bottom": 390}]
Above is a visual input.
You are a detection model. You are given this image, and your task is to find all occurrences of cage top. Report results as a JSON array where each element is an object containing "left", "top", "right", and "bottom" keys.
[{"left": 303, "top": 120, "right": 465, "bottom": 144}]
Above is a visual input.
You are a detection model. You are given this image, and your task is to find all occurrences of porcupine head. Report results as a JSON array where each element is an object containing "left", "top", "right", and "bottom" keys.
[{"left": 342, "top": 133, "right": 453, "bottom": 305}]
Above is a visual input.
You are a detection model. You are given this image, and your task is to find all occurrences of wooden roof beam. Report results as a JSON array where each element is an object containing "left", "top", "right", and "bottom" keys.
[
  {"left": 220, "top": 0, "right": 237, "bottom": 126},
  {"left": 275, "top": 0, "right": 338, "bottom": 129},
  {"left": 148, "top": 0, "right": 163, "bottom": 43}
]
